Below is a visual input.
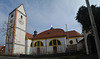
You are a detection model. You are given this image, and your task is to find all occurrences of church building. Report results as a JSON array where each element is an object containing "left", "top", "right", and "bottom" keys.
[{"left": 5, "top": 4, "right": 83, "bottom": 55}]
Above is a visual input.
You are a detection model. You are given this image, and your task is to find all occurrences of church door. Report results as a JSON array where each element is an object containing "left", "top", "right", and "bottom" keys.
[
  {"left": 37, "top": 47, "right": 40, "bottom": 54},
  {"left": 53, "top": 46, "right": 57, "bottom": 53}
]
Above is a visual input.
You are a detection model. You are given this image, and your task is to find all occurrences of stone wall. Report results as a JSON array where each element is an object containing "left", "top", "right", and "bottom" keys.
[{"left": 77, "top": 39, "right": 85, "bottom": 52}]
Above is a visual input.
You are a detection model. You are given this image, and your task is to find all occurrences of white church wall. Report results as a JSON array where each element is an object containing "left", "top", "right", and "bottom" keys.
[
  {"left": 46, "top": 37, "right": 66, "bottom": 54},
  {"left": 26, "top": 47, "right": 30, "bottom": 55},
  {"left": 32, "top": 47, "right": 46, "bottom": 55},
  {"left": 66, "top": 38, "right": 77, "bottom": 45},
  {"left": 16, "top": 11, "right": 26, "bottom": 31},
  {"left": 26, "top": 39, "right": 32, "bottom": 47},
  {"left": 26, "top": 39, "right": 32, "bottom": 54},
  {"left": 33, "top": 39, "right": 47, "bottom": 55},
  {"left": 15, "top": 28, "right": 25, "bottom": 45},
  {"left": 66, "top": 37, "right": 83, "bottom": 45},
  {"left": 57, "top": 37, "right": 66, "bottom": 53},
  {"left": 40, "top": 47, "right": 46, "bottom": 54},
  {"left": 47, "top": 46, "right": 53, "bottom": 54},
  {"left": 14, "top": 44, "right": 25, "bottom": 54},
  {"left": 40, "top": 40, "right": 47, "bottom": 54},
  {"left": 32, "top": 41, "right": 36, "bottom": 55},
  {"left": 47, "top": 39, "right": 53, "bottom": 54},
  {"left": 13, "top": 8, "right": 26, "bottom": 54},
  {"left": 29, "top": 47, "right": 33, "bottom": 55},
  {"left": 32, "top": 47, "right": 37, "bottom": 55}
]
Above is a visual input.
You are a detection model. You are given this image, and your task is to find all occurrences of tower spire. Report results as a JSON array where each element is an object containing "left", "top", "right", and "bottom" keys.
[{"left": 50, "top": 25, "right": 53, "bottom": 29}]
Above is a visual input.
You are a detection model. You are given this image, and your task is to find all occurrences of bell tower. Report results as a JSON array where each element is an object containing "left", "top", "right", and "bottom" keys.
[{"left": 5, "top": 4, "right": 27, "bottom": 55}]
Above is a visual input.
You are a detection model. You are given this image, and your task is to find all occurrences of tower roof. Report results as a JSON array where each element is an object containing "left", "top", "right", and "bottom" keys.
[
  {"left": 9, "top": 4, "right": 27, "bottom": 16},
  {"left": 17, "top": 4, "right": 26, "bottom": 16}
]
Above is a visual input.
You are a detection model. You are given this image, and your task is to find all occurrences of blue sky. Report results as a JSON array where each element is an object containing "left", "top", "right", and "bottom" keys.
[{"left": 0, "top": 0, "right": 100, "bottom": 45}]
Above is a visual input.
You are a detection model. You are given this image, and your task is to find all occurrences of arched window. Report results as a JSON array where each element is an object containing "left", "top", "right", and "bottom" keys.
[
  {"left": 49, "top": 39, "right": 61, "bottom": 46},
  {"left": 41, "top": 42, "right": 43, "bottom": 46},
  {"left": 34, "top": 42, "right": 36, "bottom": 47},
  {"left": 34, "top": 41, "right": 44, "bottom": 47},
  {"left": 50, "top": 41, "right": 52, "bottom": 46},
  {"left": 30, "top": 42, "right": 33, "bottom": 47},
  {"left": 57, "top": 40, "right": 61, "bottom": 45}
]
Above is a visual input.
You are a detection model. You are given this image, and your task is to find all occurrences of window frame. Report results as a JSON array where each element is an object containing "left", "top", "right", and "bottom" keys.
[
  {"left": 34, "top": 41, "right": 44, "bottom": 47},
  {"left": 49, "top": 39, "right": 61, "bottom": 46}
]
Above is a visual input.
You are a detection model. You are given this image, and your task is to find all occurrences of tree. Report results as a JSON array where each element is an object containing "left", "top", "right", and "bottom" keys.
[{"left": 76, "top": 5, "right": 100, "bottom": 37}]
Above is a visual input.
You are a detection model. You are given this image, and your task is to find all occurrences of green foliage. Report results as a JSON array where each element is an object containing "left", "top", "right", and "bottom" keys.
[{"left": 76, "top": 5, "right": 100, "bottom": 35}]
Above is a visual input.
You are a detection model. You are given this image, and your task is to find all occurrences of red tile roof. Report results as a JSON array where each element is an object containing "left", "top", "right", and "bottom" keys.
[
  {"left": 65, "top": 30, "right": 83, "bottom": 38},
  {"left": 34, "top": 29, "right": 66, "bottom": 39},
  {"left": 0, "top": 46, "right": 5, "bottom": 50},
  {"left": 26, "top": 32, "right": 33, "bottom": 39},
  {"left": 26, "top": 29, "right": 83, "bottom": 39},
  {"left": 0, "top": 46, "right": 3, "bottom": 50}
]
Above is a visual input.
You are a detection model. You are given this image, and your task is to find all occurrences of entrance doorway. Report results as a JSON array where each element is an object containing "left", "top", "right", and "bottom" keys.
[
  {"left": 53, "top": 46, "right": 57, "bottom": 53},
  {"left": 87, "top": 34, "right": 97, "bottom": 54},
  {"left": 34, "top": 41, "right": 44, "bottom": 55},
  {"left": 37, "top": 47, "right": 40, "bottom": 54},
  {"left": 49, "top": 39, "right": 61, "bottom": 54}
]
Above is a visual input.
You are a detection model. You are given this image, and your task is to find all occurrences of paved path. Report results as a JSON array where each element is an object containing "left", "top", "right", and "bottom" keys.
[
  {"left": 0, "top": 57, "right": 67, "bottom": 59},
  {"left": 0, "top": 54, "right": 98, "bottom": 59},
  {"left": 78, "top": 54, "right": 98, "bottom": 59}
]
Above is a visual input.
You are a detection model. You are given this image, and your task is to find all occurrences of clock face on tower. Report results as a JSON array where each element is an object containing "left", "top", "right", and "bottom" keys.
[{"left": 18, "top": 18, "right": 24, "bottom": 25}]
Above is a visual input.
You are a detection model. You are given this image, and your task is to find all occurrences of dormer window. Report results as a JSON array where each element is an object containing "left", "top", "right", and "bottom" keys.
[{"left": 47, "top": 32, "right": 50, "bottom": 34}]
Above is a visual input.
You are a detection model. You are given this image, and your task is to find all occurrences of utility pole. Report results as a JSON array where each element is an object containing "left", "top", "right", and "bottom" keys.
[
  {"left": 66, "top": 24, "right": 70, "bottom": 55},
  {"left": 85, "top": 0, "right": 100, "bottom": 59}
]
